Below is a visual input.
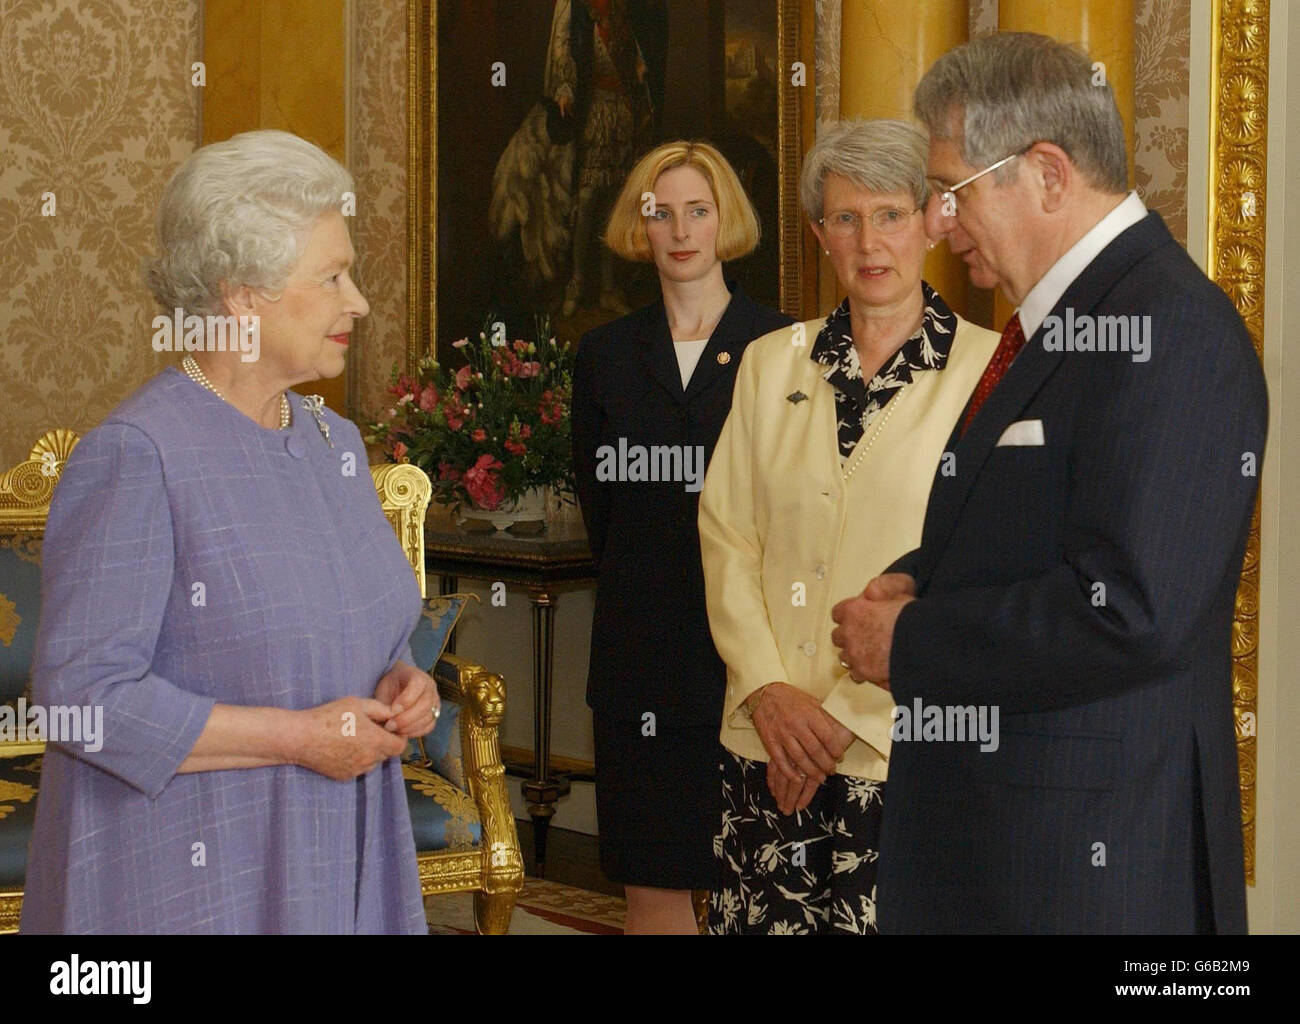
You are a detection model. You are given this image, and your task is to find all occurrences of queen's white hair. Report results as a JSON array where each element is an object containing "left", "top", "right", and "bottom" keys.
[{"left": 145, "top": 130, "right": 354, "bottom": 316}]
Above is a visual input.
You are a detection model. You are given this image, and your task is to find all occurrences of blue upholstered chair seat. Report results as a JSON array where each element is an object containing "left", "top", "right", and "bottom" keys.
[
  {"left": 0, "top": 539, "right": 44, "bottom": 897},
  {"left": 403, "top": 760, "right": 481, "bottom": 851},
  {"left": 0, "top": 755, "right": 41, "bottom": 890},
  {"left": 0, "top": 542, "right": 43, "bottom": 708},
  {"left": 407, "top": 696, "right": 467, "bottom": 790},
  {"left": 405, "top": 596, "right": 471, "bottom": 789},
  {"left": 400, "top": 595, "right": 480, "bottom": 851}
]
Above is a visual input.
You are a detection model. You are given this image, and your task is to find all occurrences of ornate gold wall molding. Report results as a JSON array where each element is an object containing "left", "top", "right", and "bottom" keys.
[{"left": 1206, "top": 0, "right": 1268, "bottom": 886}]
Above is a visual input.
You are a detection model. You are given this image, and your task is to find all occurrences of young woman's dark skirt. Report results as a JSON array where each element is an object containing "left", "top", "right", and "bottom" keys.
[{"left": 592, "top": 716, "right": 724, "bottom": 890}]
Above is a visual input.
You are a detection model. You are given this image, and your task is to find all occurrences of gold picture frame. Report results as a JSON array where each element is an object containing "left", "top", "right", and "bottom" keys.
[
  {"left": 1208, "top": 0, "right": 1269, "bottom": 887},
  {"left": 405, "top": 0, "right": 815, "bottom": 371}
]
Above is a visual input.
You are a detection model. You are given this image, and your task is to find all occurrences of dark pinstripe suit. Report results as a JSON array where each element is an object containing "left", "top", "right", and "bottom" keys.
[{"left": 877, "top": 213, "right": 1266, "bottom": 934}]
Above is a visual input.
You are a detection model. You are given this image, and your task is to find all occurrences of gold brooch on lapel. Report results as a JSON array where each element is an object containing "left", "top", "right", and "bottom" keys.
[
  {"left": 787, "top": 391, "right": 808, "bottom": 404},
  {"left": 716, "top": 351, "right": 731, "bottom": 365}
]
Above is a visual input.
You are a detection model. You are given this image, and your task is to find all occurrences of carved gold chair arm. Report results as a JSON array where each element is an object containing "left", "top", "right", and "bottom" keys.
[{"left": 432, "top": 652, "right": 523, "bottom": 918}]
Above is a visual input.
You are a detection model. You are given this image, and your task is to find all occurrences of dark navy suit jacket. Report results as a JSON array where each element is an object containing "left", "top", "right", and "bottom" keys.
[
  {"left": 571, "top": 284, "right": 792, "bottom": 724},
  {"left": 878, "top": 213, "right": 1266, "bottom": 934}
]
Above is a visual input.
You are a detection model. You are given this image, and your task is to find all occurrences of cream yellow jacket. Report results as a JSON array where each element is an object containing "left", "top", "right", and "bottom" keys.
[{"left": 698, "top": 313, "right": 1000, "bottom": 780}]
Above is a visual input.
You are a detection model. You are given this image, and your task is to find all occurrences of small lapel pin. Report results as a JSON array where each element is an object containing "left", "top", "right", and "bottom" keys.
[
  {"left": 716, "top": 351, "right": 731, "bottom": 365},
  {"left": 787, "top": 390, "right": 808, "bottom": 404}
]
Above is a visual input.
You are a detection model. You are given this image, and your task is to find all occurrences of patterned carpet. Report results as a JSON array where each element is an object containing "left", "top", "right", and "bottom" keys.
[{"left": 425, "top": 878, "right": 626, "bottom": 935}]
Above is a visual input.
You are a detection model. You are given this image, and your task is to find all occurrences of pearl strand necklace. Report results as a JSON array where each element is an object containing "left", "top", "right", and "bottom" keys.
[
  {"left": 842, "top": 388, "right": 906, "bottom": 481},
  {"left": 182, "top": 355, "right": 290, "bottom": 430}
]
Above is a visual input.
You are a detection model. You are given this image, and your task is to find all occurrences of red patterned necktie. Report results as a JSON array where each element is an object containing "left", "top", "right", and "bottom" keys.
[{"left": 959, "top": 312, "right": 1026, "bottom": 437}]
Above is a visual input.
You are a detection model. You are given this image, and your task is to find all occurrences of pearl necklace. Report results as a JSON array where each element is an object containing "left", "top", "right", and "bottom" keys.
[
  {"left": 182, "top": 355, "right": 290, "bottom": 430},
  {"left": 843, "top": 388, "right": 905, "bottom": 481}
]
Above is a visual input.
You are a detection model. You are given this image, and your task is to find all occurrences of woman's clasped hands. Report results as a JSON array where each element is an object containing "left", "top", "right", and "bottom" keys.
[
  {"left": 749, "top": 683, "right": 854, "bottom": 816},
  {"left": 293, "top": 663, "right": 442, "bottom": 782}
]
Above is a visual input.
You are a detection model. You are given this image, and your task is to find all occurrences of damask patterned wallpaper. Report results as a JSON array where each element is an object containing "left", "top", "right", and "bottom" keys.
[
  {"left": 349, "top": 0, "right": 410, "bottom": 425},
  {"left": 0, "top": 0, "right": 411, "bottom": 468},
  {"left": 0, "top": 0, "right": 200, "bottom": 468},
  {"left": 814, "top": 0, "right": 841, "bottom": 128},
  {"left": 1135, "top": 0, "right": 1191, "bottom": 246}
]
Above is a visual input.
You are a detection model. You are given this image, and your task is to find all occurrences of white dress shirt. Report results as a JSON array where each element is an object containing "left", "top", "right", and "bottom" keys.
[{"left": 1017, "top": 190, "right": 1148, "bottom": 339}]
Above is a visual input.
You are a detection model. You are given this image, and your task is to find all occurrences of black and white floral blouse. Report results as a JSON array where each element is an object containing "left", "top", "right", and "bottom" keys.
[{"left": 810, "top": 280, "right": 957, "bottom": 460}]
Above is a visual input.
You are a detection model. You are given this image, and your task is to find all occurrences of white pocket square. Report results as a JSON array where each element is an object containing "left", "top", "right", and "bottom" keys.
[{"left": 995, "top": 419, "right": 1045, "bottom": 447}]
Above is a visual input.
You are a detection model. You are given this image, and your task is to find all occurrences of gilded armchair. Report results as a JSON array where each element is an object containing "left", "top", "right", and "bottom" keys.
[
  {"left": 0, "top": 429, "right": 79, "bottom": 932},
  {"left": 371, "top": 463, "right": 524, "bottom": 933}
]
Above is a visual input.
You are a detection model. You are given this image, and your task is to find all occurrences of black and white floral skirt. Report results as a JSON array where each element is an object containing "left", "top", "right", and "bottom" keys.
[{"left": 708, "top": 750, "right": 885, "bottom": 935}]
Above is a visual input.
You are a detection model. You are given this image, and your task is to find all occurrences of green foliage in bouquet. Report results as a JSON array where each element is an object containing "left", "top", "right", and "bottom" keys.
[{"left": 367, "top": 316, "right": 576, "bottom": 512}]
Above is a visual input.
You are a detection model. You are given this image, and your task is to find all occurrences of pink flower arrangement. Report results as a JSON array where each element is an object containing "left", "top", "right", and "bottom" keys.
[{"left": 367, "top": 315, "right": 576, "bottom": 514}]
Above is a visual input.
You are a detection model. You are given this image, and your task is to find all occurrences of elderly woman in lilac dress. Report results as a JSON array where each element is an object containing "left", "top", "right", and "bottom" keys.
[{"left": 20, "top": 130, "right": 437, "bottom": 934}]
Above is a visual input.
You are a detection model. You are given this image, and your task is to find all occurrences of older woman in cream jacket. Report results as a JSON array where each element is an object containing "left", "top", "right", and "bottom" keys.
[{"left": 699, "top": 119, "right": 999, "bottom": 934}]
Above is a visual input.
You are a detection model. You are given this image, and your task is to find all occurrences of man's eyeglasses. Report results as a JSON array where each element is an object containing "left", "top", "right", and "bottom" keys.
[
  {"left": 929, "top": 143, "right": 1036, "bottom": 215},
  {"left": 817, "top": 206, "right": 921, "bottom": 238}
]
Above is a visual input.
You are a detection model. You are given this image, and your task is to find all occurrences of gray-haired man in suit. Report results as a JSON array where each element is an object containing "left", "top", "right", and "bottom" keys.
[{"left": 830, "top": 32, "right": 1266, "bottom": 933}]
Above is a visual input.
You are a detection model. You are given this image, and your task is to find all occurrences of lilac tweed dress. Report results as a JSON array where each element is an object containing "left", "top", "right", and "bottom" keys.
[{"left": 19, "top": 368, "right": 427, "bottom": 934}]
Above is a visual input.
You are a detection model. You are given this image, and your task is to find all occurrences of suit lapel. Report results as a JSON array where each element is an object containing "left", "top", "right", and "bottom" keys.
[
  {"left": 915, "top": 213, "right": 1175, "bottom": 586},
  {"left": 635, "top": 300, "right": 686, "bottom": 403},
  {"left": 683, "top": 284, "right": 754, "bottom": 402}
]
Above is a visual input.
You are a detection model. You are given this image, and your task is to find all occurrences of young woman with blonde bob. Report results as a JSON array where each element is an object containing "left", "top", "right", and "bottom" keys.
[{"left": 572, "top": 140, "right": 792, "bottom": 934}]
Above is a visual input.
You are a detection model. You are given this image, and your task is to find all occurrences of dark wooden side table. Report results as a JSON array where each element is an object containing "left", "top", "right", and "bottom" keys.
[{"left": 424, "top": 506, "right": 595, "bottom": 876}]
